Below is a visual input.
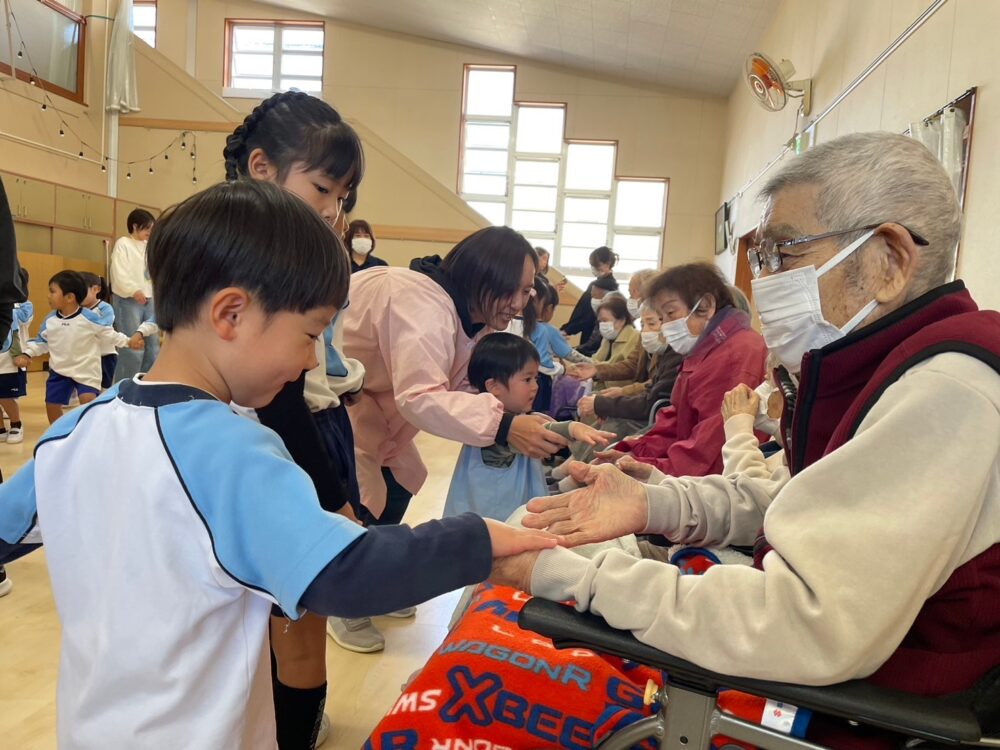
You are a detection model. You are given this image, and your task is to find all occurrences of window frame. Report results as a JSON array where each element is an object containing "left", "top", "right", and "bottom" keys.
[
  {"left": 222, "top": 19, "right": 325, "bottom": 99},
  {"left": 457, "top": 65, "right": 668, "bottom": 291},
  {"left": 609, "top": 176, "right": 670, "bottom": 275},
  {"left": 0, "top": 0, "right": 86, "bottom": 104},
  {"left": 132, "top": 0, "right": 157, "bottom": 47},
  {"left": 457, "top": 64, "right": 517, "bottom": 224}
]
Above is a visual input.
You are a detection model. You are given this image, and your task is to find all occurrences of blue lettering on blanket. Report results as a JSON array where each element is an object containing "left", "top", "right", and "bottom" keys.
[
  {"left": 438, "top": 641, "right": 592, "bottom": 691},
  {"left": 433, "top": 666, "right": 594, "bottom": 749}
]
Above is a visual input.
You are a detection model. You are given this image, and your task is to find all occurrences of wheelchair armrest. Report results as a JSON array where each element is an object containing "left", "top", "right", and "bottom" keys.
[
  {"left": 518, "top": 598, "right": 984, "bottom": 745},
  {"left": 647, "top": 398, "right": 670, "bottom": 426}
]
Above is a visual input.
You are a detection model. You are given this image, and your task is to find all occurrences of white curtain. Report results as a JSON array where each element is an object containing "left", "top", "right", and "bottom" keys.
[
  {"left": 909, "top": 106, "right": 966, "bottom": 194},
  {"left": 106, "top": 0, "right": 139, "bottom": 113}
]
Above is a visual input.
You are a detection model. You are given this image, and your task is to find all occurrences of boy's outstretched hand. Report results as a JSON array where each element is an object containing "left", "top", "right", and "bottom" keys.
[
  {"left": 567, "top": 421, "right": 617, "bottom": 447},
  {"left": 484, "top": 518, "right": 561, "bottom": 558}
]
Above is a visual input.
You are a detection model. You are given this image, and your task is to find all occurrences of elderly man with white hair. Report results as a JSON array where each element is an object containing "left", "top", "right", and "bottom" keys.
[{"left": 493, "top": 131, "right": 1000, "bottom": 748}]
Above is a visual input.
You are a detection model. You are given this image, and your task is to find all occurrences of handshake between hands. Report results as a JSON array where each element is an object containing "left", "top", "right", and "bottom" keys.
[{"left": 487, "top": 460, "right": 649, "bottom": 593}]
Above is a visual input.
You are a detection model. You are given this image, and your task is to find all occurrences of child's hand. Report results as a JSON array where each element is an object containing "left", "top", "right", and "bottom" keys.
[
  {"left": 13, "top": 355, "right": 29, "bottom": 369},
  {"left": 568, "top": 421, "right": 617, "bottom": 447},
  {"left": 577, "top": 394, "right": 596, "bottom": 420},
  {"left": 484, "top": 518, "right": 560, "bottom": 558},
  {"left": 128, "top": 333, "right": 145, "bottom": 350}
]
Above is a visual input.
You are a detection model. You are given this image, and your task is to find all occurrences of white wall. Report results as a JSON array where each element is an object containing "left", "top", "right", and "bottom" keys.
[{"left": 717, "top": 0, "right": 1000, "bottom": 309}]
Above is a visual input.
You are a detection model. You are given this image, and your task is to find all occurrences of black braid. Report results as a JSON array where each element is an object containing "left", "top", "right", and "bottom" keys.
[{"left": 223, "top": 91, "right": 308, "bottom": 181}]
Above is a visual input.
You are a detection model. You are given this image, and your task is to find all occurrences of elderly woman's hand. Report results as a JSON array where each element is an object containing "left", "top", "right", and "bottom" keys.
[
  {"left": 721, "top": 383, "right": 760, "bottom": 422},
  {"left": 521, "top": 462, "right": 648, "bottom": 546},
  {"left": 616, "top": 454, "right": 654, "bottom": 481},
  {"left": 576, "top": 394, "right": 597, "bottom": 421}
]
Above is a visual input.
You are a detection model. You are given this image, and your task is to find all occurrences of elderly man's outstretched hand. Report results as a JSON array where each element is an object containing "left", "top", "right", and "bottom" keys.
[{"left": 520, "top": 463, "right": 648, "bottom": 547}]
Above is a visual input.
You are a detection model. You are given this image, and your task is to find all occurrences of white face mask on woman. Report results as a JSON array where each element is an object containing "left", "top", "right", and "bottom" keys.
[
  {"left": 351, "top": 237, "right": 373, "bottom": 255},
  {"left": 590, "top": 297, "right": 603, "bottom": 313},
  {"left": 751, "top": 229, "right": 878, "bottom": 373},
  {"left": 626, "top": 298, "right": 641, "bottom": 318},
  {"left": 598, "top": 321, "right": 618, "bottom": 340},
  {"left": 660, "top": 297, "right": 703, "bottom": 356},
  {"left": 640, "top": 331, "right": 668, "bottom": 354}
]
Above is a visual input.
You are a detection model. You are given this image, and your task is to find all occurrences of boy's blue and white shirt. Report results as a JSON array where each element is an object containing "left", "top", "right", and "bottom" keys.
[
  {"left": 25, "top": 308, "right": 129, "bottom": 388},
  {"left": 86, "top": 300, "right": 118, "bottom": 355},
  {"left": 0, "top": 378, "right": 365, "bottom": 749}
]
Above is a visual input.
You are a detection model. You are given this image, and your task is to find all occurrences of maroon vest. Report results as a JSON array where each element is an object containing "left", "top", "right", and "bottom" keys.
[{"left": 759, "top": 281, "right": 1000, "bottom": 698}]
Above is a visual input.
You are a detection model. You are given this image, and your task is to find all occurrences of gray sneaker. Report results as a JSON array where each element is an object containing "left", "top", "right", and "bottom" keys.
[
  {"left": 382, "top": 606, "right": 417, "bottom": 618},
  {"left": 326, "top": 616, "right": 385, "bottom": 653}
]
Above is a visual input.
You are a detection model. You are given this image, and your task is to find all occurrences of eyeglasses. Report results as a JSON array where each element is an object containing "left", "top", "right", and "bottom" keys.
[{"left": 747, "top": 223, "right": 929, "bottom": 278}]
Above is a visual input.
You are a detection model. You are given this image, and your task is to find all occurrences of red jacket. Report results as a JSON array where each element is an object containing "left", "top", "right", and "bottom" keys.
[{"left": 618, "top": 307, "right": 767, "bottom": 477}]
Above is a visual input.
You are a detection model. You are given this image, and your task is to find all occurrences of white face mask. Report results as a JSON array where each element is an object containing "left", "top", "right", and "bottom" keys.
[
  {"left": 753, "top": 381, "right": 780, "bottom": 436},
  {"left": 626, "top": 298, "right": 641, "bottom": 318},
  {"left": 598, "top": 321, "right": 618, "bottom": 340},
  {"left": 660, "top": 297, "right": 702, "bottom": 356},
  {"left": 640, "top": 331, "right": 668, "bottom": 354},
  {"left": 351, "top": 237, "right": 373, "bottom": 255},
  {"left": 751, "top": 230, "right": 878, "bottom": 374},
  {"left": 590, "top": 297, "right": 602, "bottom": 313}
]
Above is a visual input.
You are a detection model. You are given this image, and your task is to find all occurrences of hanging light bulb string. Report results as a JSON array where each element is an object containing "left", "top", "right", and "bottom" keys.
[{"left": 3, "top": 4, "right": 201, "bottom": 179}]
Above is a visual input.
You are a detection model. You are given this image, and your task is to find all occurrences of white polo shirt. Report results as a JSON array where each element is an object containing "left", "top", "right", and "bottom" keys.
[{"left": 0, "top": 378, "right": 365, "bottom": 749}]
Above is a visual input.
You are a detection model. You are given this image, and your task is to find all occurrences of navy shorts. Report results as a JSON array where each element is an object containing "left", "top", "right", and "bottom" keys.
[
  {"left": 0, "top": 371, "right": 26, "bottom": 399},
  {"left": 312, "top": 402, "right": 362, "bottom": 515},
  {"left": 100, "top": 354, "right": 118, "bottom": 389},
  {"left": 45, "top": 371, "right": 99, "bottom": 405}
]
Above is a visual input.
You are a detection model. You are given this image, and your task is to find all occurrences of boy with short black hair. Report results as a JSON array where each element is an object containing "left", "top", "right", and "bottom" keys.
[
  {"left": 444, "top": 332, "right": 613, "bottom": 521},
  {"left": 15, "top": 271, "right": 131, "bottom": 423},
  {"left": 0, "top": 179, "right": 557, "bottom": 749}
]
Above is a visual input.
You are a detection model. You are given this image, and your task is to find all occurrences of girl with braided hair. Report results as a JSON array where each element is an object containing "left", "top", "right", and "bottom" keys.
[{"left": 223, "top": 90, "right": 367, "bottom": 749}]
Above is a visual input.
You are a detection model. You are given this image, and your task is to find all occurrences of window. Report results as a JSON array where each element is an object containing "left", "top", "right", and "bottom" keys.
[
  {"left": 224, "top": 21, "right": 323, "bottom": 96},
  {"left": 0, "top": 0, "right": 85, "bottom": 102},
  {"left": 458, "top": 66, "right": 667, "bottom": 291},
  {"left": 460, "top": 66, "right": 515, "bottom": 226},
  {"left": 132, "top": 1, "right": 156, "bottom": 47}
]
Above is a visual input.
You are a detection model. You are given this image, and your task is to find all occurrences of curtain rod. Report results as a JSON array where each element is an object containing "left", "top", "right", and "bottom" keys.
[{"left": 733, "top": 0, "right": 952, "bottom": 200}]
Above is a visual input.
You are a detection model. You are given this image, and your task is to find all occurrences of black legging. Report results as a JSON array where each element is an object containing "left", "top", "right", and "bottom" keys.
[{"left": 359, "top": 468, "right": 412, "bottom": 526}]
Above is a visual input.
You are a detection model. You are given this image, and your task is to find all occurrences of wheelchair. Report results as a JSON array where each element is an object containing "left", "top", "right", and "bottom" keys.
[{"left": 518, "top": 598, "right": 1000, "bottom": 750}]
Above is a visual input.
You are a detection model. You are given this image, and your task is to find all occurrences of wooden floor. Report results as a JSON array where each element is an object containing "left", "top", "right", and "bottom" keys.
[{"left": 0, "top": 372, "right": 463, "bottom": 749}]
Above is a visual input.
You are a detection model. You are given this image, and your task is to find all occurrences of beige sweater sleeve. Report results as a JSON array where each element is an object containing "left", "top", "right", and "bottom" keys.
[
  {"left": 531, "top": 353, "right": 1000, "bottom": 685},
  {"left": 638, "top": 413, "right": 789, "bottom": 547}
]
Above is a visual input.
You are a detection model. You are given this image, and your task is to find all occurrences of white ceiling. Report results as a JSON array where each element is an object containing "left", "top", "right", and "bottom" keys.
[{"left": 258, "top": 0, "right": 781, "bottom": 96}]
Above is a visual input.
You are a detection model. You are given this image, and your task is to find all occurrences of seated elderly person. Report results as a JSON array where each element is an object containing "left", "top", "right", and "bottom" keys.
[
  {"left": 593, "top": 262, "right": 768, "bottom": 479},
  {"left": 625, "top": 267, "right": 657, "bottom": 319},
  {"left": 570, "top": 304, "right": 684, "bottom": 463},
  {"left": 495, "top": 131, "right": 1000, "bottom": 749}
]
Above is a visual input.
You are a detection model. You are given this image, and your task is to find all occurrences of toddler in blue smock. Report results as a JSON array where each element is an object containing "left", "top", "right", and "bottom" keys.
[{"left": 444, "top": 332, "right": 614, "bottom": 521}]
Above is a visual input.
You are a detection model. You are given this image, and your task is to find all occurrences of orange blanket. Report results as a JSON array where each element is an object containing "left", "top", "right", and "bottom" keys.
[
  {"left": 365, "top": 583, "right": 664, "bottom": 750},
  {"left": 366, "top": 576, "right": 810, "bottom": 749}
]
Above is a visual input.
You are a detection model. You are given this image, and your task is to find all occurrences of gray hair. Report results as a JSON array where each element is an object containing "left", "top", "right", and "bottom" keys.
[
  {"left": 630, "top": 268, "right": 657, "bottom": 298},
  {"left": 759, "top": 132, "right": 961, "bottom": 301},
  {"left": 729, "top": 284, "right": 751, "bottom": 314}
]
